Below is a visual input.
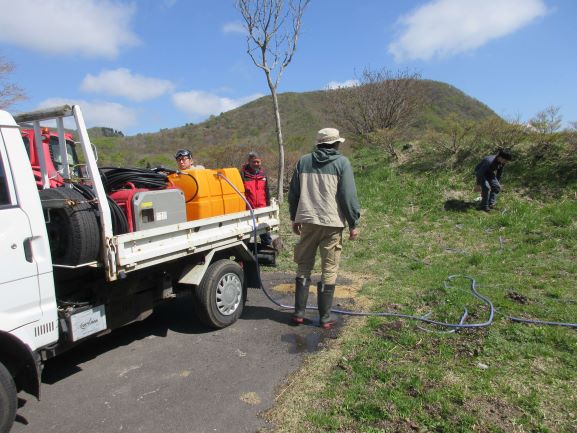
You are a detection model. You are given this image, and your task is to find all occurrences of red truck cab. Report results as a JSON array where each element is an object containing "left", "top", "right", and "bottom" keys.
[{"left": 21, "top": 127, "right": 81, "bottom": 188}]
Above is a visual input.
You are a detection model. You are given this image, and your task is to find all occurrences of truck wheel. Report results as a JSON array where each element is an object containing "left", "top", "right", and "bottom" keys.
[
  {"left": 39, "top": 187, "right": 100, "bottom": 266},
  {"left": 193, "top": 259, "right": 245, "bottom": 329},
  {"left": 0, "top": 361, "right": 17, "bottom": 433}
]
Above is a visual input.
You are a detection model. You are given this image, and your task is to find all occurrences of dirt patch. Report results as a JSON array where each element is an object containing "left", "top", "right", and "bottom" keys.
[
  {"left": 507, "top": 291, "right": 529, "bottom": 304},
  {"left": 374, "top": 320, "right": 405, "bottom": 338},
  {"left": 265, "top": 270, "right": 374, "bottom": 310},
  {"left": 337, "top": 420, "right": 416, "bottom": 433},
  {"left": 451, "top": 329, "right": 488, "bottom": 358},
  {"left": 463, "top": 396, "right": 525, "bottom": 432},
  {"left": 240, "top": 391, "right": 262, "bottom": 405},
  {"left": 271, "top": 282, "right": 358, "bottom": 299}
]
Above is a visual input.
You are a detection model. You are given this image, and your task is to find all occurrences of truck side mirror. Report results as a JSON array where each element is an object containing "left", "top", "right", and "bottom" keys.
[
  {"left": 92, "top": 143, "right": 99, "bottom": 162},
  {"left": 76, "top": 141, "right": 99, "bottom": 162}
]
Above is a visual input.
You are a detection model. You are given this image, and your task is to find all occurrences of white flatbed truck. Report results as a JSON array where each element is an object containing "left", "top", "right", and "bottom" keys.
[{"left": 0, "top": 105, "right": 279, "bottom": 433}]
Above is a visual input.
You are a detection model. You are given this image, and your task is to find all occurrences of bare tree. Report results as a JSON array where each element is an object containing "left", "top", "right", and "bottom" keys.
[
  {"left": 427, "top": 114, "right": 477, "bottom": 163},
  {"left": 0, "top": 57, "right": 26, "bottom": 109},
  {"left": 476, "top": 115, "right": 527, "bottom": 150},
  {"left": 236, "top": 0, "right": 310, "bottom": 202},
  {"left": 525, "top": 105, "right": 565, "bottom": 160},
  {"left": 330, "top": 68, "right": 422, "bottom": 159},
  {"left": 528, "top": 105, "right": 562, "bottom": 134},
  {"left": 365, "top": 128, "right": 401, "bottom": 160}
]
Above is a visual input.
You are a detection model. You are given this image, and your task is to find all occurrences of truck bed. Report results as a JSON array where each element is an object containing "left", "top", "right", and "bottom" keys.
[{"left": 109, "top": 204, "right": 279, "bottom": 279}]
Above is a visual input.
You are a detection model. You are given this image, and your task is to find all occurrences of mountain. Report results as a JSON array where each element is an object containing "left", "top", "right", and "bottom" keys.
[
  {"left": 87, "top": 127, "right": 124, "bottom": 138},
  {"left": 91, "top": 80, "right": 499, "bottom": 168}
]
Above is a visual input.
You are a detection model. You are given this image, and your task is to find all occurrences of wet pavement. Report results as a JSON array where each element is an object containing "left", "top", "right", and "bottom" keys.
[{"left": 11, "top": 271, "right": 345, "bottom": 433}]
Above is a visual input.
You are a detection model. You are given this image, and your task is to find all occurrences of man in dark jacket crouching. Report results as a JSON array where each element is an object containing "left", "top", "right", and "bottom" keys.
[{"left": 475, "top": 148, "right": 513, "bottom": 212}]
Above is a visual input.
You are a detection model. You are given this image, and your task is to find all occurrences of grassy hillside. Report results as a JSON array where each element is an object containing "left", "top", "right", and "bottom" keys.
[
  {"left": 414, "top": 80, "right": 498, "bottom": 131},
  {"left": 266, "top": 148, "right": 577, "bottom": 433},
  {"left": 91, "top": 80, "right": 498, "bottom": 169}
]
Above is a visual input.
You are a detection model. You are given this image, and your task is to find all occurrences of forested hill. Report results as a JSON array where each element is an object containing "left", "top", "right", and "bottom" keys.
[{"left": 91, "top": 79, "right": 498, "bottom": 168}]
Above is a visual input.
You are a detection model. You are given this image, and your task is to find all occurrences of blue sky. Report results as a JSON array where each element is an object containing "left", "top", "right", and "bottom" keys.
[{"left": 0, "top": 0, "right": 575, "bottom": 136}]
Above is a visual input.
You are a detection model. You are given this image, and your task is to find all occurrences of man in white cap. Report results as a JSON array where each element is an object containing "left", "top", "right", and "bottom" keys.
[{"left": 288, "top": 128, "right": 360, "bottom": 329}]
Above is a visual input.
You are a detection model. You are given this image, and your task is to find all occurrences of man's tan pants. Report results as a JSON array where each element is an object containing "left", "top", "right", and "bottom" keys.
[{"left": 294, "top": 223, "right": 343, "bottom": 285}]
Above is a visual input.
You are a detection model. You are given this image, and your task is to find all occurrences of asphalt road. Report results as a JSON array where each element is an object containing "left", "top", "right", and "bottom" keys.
[{"left": 11, "top": 272, "right": 343, "bottom": 433}]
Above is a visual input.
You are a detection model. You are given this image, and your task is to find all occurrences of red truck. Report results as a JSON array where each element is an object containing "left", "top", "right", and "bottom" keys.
[{"left": 20, "top": 126, "right": 81, "bottom": 188}]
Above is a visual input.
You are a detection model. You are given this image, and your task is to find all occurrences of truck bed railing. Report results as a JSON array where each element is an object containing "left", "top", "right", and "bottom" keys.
[
  {"left": 113, "top": 205, "right": 279, "bottom": 277},
  {"left": 13, "top": 105, "right": 75, "bottom": 124},
  {"left": 15, "top": 105, "right": 118, "bottom": 277}
]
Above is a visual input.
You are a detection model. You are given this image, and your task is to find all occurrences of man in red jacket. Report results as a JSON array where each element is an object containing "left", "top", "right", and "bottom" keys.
[{"left": 241, "top": 151, "right": 272, "bottom": 246}]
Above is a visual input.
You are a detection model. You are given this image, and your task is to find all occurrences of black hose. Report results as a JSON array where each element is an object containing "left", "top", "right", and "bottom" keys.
[
  {"left": 174, "top": 171, "right": 199, "bottom": 202},
  {"left": 99, "top": 167, "right": 169, "bottom": 192},
  {"left": 107, "top": 197, "right": 129, "bottom": 235},
  {"left": 71, "top": 183, "right": 128, "bottom": 235},
  {"left": 148, "top": 166, "right": 199, "bottom": 201}
]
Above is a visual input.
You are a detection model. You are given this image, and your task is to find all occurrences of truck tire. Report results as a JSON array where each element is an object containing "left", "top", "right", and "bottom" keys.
[
  {"left": 0, "top": 361, "right": 16, "bottom": 433},
  {"left": 193, "top": 259, "right": 245, "bottom": 329},
  {"left": 39, "top": 187, "right": 100, "bottom": 265}
]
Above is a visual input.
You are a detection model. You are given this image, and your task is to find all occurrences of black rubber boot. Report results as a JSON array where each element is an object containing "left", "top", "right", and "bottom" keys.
[
  {"left": 291, "top": 277, "right": 310, "bottom": 324},
  {"left": 317, "top": 282, "right": 336, "bottom": 329}
]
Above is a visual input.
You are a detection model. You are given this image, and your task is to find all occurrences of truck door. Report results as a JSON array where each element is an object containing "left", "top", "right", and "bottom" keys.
[{"left": 0, "top": 134, "right": 42, "bottom": 332}]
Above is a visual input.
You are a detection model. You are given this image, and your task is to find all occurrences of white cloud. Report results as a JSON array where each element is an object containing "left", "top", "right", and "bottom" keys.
[
  {"left": 0, "top": 0, "right": 139, "bottom": 58},
  {"left": 36, "top": 98, "right": 137, "bottom": 131},
  {"left": 81, "top": 68, "right": 174, "bottom": 101},
  {"left": 222, "top": 22, "right": 246, "bottom": 34},
  {"left": 326, "top": 80, "right": 360, "bottom": 90},
  {"left": 172, "top": 91, "right": 263, "bottom": 119},
  {"left": 388, "top": 0, "right": 548, "bottom": 62}
]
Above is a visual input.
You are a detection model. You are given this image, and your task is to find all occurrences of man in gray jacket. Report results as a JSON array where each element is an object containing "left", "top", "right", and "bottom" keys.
[{"left": 288, "top": 128, "right": 361, "bottom": 329}]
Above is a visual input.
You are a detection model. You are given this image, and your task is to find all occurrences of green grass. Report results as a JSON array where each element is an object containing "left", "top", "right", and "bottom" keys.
[{"left": 272, "top": 151, "right": 577, "bottom": 433}]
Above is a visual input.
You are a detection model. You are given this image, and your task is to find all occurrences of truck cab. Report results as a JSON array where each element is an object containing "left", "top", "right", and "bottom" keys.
[
  {"left": 0, "top": 111, "right": 58, "bottom": 433},
  {"left": 20, "top": 127, "right": 81, "bottom": 188}
]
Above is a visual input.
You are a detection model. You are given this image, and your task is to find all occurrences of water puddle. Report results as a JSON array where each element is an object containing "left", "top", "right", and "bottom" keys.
[
  {"left": 281, "top": 332, "right": 323, "bottom": 354},
  {"left": 281, "top": 318, "right": 342, "bottom": 353}
]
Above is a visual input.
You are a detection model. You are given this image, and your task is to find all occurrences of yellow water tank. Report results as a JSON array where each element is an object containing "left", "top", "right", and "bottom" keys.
[
  {"left": 168, "top": 168, "right": 246, "bottom": 221},
  {"left": 217, "top": 168, "right": 247, "bottom": 214}
]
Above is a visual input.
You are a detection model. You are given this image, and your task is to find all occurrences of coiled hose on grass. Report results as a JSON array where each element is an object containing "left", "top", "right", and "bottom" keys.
[{"left": 218, "top": 173, "right": 577, "bottom": 330}]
